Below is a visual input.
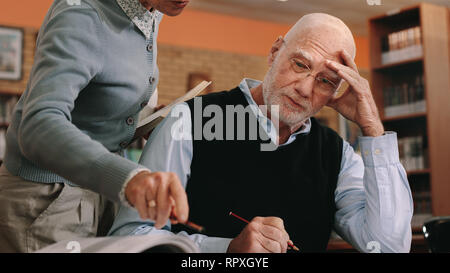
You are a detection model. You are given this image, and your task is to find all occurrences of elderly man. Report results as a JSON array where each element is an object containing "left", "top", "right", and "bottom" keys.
[
  {"left": 108, "top": 13, "right": 413, "bottom": 253},
  {"left": 0, "top": 0, "right": 191, "bottom": 253}
]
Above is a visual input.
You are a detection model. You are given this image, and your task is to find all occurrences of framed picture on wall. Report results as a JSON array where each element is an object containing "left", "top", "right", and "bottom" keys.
[{"left": 0, "top": 26, "right": 23, "bottom": 81}]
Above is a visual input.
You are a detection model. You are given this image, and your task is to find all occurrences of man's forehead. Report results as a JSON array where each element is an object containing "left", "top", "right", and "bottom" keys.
[
  {"left": 293, "top": 48, "right": 313, "bottom": 62},
  {"left": 284, "top": 15, "right": 356, "bottom": 59},
  {"left": 289, "top": 46, "right": 343, "bottom": 64}
]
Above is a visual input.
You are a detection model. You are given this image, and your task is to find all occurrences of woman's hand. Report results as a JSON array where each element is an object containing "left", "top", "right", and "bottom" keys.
[{"left": 125, "top": 171, "right": 189, "bottom": 229}]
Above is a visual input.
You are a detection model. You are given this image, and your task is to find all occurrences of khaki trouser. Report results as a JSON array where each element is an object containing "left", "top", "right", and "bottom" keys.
[{"left": 0, "top": 164, "right": 118, "bottom": 253}]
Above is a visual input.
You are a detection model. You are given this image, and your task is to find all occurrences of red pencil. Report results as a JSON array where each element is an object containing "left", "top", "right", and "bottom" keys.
[
  {"left": 170, "top": 210, "right": 205, "bottom": 233},
  {"left": 229, "top": 211, "right": 300, "bottom": 252}
]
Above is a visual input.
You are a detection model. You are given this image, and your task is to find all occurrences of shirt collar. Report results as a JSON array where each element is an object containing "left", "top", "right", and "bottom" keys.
[
  {"left": 116, "top": 0, "right": 159, "bottom": 39},
  {"left": 238, "top": 78, "right": 312, "bottom": 147}
]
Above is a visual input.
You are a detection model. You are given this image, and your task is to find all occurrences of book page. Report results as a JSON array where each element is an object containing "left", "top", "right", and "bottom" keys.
[
  {"left": 132, "top": 81, "right": 212, "bottom": 141},
  {"left": 35, "top": 234, "right": 200, "bottom": 253}
]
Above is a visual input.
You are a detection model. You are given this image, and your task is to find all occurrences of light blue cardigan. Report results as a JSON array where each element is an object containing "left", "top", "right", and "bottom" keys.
[{"left": 4, "top": 0, "right": 162, "bottom": 202}]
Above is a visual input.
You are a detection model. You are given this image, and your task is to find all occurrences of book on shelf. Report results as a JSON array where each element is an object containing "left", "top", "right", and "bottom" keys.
[
  {"left": 131, "top": 81, "right": 212, "bottom": 143},
  {"left": 381, "top": 26, "right": 422, "bottom": 65},
  {"left": 383, "top": 74, "right": 425, "bottom": 118},
  {"left": 398, "top": 135, "right": 427, "bottom": 172}
]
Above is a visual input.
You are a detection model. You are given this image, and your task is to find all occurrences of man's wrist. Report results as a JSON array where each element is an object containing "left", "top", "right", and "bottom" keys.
[
  {"left": 361, "top": 123, "right": 384, "bottom": 137},
  {"left": 359, "top": 131, "right": 400, "bottom": 167}
]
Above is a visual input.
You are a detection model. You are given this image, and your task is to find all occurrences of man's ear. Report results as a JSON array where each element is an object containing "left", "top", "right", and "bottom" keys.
[{"left": 268, "top": 36, "right": 284, "bottom": 66}]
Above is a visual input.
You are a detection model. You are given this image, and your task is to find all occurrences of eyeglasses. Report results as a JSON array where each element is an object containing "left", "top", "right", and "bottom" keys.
[{"left": 289, "top": 58, "right": 339, "bottom": 96}]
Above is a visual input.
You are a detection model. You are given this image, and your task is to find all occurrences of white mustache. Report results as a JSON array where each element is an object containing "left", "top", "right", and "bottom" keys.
[{"left": 284, "top": 93, "right": 311, "bottom": 110}]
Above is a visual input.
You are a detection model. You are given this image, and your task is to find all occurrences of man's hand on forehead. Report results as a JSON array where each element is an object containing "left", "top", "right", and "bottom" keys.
[{"left": 324, "top": 50, "right": 384, "bottom": 137}]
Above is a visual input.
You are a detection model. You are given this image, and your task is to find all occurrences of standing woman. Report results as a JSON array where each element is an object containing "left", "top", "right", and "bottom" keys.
[{"left": 0, "top": 0, "right": 190, "bottom": 252}]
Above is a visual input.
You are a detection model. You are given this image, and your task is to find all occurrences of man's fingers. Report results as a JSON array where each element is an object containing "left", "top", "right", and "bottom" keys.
[
  {"left": 257, "top": 234, "right": 282, "bottom": 253},
  {"left": 340, "top": 49, "right": 358, "bottom": 71},
  {"left": 327, "top": 64, "right": 364, "bottom": 96},
  {"left": 325, "top": 60, "right": 369, "bottom": 102},
  {"left": 260, "top": 225, "right": 288, "bottom": 253},
  {"left": 326, "top": 93, "right": 341, "bottom": 109},
  {"left": 326, "top": 60, "right": 360, "bottom": 82},
  {"left": 261, "top": 216, "right": 285, "bottom": 230},
  {"left": 260, "top": 225, "right": 283, "bottom": 242},
  {"left": 252, "top": 217, "right": 288, "bottom": 253},
  {"left": 252, "top": 217, "right": 286, "bottom": 238},
  {"left": 337, "top": 70, "right": 360, "bottom": 91},
  {"left": 168, "top": 173, "right": 189, "bottom": 223}
]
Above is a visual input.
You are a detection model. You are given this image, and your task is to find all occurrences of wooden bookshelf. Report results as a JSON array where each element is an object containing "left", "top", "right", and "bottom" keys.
[
  {"left": 381, "top": 112, "right": 427, "bottom": 122},
  {"left": 373, "top": 56, "right": 423, "bottom": 71},
  {"left": 369, "top": 2, "right": 450, "bottom": 237},
  {"left": 407, "top": 168, "right": 430, "bottom": 176}
]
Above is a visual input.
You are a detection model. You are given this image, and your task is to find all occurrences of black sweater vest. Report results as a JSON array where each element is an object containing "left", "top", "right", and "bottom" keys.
[{"left": 177, "top": 87, "right": 343, "bottom": 252}]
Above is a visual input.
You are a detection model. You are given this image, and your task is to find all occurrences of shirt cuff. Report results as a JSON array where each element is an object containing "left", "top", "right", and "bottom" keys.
[
  {"left": 119, "top": 167, "right": 152, "bottom": 208},
  {"left": 359, "top": 131, "right": 400, "bottom": 167},
  {"left": 199, "top": 237, "right": 233, "bottom": 253}
]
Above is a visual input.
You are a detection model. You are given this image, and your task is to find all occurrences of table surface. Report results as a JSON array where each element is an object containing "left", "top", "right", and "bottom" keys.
[{"left": 326, "top": 234, "right": 428, "bottom": 253}]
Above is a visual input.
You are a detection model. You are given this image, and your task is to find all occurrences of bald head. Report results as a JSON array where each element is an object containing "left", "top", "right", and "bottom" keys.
[{"left": 284, "top": 13, "right": 356, "bottom": 59}]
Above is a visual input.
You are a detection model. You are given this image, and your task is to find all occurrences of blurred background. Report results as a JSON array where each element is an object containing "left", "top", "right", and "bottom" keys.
[{"left": 0, "top": 0, "right": 449, "bottom": 252}]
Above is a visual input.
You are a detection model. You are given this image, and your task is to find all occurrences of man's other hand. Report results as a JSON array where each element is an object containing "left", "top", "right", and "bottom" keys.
[{"left": 227, "top": 216, "right": 290, "bottom": 253}]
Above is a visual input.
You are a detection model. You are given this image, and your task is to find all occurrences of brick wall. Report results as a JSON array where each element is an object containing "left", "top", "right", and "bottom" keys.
[{"left": 157, "top": 44, "right": 268, "bottom": 104}]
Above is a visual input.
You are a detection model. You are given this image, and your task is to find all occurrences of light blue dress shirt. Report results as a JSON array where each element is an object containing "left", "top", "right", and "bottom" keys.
[{"left": 108, "top": 79, "right": 414, "bottom": 253}]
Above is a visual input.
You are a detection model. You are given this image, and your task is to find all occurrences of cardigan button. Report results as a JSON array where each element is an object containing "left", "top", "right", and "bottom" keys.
[
  {"left": 140, "top": 101, "right": 148, "bottom": 108},
  {"left": 149, "top": 77, "right": 155, "bottom": 85},
  {"left": 120, "top": 141, "right": 128, "bottom": 148},
  {"left": 147, "top": 44, "right": 153, "bottom": 51},
  {"left": 126, "top": 117, "right": 134, "bottom": 125}
]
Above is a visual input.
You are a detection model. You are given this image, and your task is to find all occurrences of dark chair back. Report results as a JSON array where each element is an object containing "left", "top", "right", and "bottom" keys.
[{"left": 423, "top": 216, "right": 450, "bottom": 253}]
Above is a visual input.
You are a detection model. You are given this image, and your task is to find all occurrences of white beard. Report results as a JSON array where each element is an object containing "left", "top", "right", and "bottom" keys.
[{"left": 262, "top": 69, "right": 315, "bottom": 128}]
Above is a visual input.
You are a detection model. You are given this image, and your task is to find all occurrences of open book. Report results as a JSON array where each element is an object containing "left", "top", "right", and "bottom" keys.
[
  {"left": 35, "top": 234, "right": 200, "bottom": 253},
  {"left": 132, "top": 81, "right": 212, "bottom": 142}
]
